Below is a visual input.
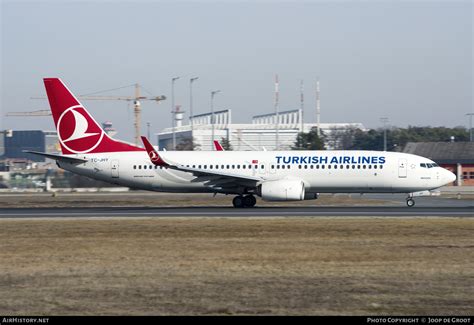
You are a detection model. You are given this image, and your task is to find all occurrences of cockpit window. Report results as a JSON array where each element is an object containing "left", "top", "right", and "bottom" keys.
[{"left": 420, "top": 163, "right": 438, "bottom": 168}]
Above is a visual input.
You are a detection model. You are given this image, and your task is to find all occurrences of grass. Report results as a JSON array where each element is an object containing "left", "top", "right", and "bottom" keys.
[{"left": 0, "top": 217, "right": 472, "bottom": 315}]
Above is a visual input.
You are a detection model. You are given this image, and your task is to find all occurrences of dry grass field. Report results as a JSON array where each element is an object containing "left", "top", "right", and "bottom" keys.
[{"left": 0, "top": 217, "right": 472, "bottom": 315}]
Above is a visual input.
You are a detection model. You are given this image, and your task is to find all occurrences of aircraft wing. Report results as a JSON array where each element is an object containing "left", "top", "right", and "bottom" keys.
[
  {"left": 23, "top": 151, "right": 88, "bottom": 164},
  {"left": 140, "top": 137, "right": 262, "bottom": 188}
]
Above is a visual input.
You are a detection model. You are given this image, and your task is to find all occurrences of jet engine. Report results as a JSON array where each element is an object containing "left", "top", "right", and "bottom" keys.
[{"left": 259, "top": 179, "right": 305, "bottom": 201}]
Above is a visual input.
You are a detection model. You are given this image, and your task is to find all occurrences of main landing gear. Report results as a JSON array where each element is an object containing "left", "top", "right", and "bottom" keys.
[{"left": 232, "top": 195, "right": 257, "bottom": 208}]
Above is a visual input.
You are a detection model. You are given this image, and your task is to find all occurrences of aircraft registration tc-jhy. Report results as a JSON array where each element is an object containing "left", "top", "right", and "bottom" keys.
[{"left": 28, "top": 78, "right": 456, "bottom": 208}]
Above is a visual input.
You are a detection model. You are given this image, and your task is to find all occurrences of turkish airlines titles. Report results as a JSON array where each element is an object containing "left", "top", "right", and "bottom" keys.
[{"left": 275, "top": 155, "right": 386, "bottom": 165}]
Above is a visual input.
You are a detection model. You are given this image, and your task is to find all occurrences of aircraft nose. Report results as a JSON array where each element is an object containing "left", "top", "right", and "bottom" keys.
[{"left": 445, "top": 170, "right": 456, "bottom": 184}]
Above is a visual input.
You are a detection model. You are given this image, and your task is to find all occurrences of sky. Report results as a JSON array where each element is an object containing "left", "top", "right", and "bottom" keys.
[{"left": 1, "top": 0, "right": 472, "bottom": 143}]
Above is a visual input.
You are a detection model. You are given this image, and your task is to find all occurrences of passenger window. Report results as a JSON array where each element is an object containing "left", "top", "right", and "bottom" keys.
[
  {"left": 310, "top": 165, "right": 314, "bottom": 169},
  {"left": 298, "top": 165, "right": 302, "bottom": 169},
  {"left": 368, "top": 165, "right": 372, "bottom": 169},
  {"left": 138, "top": 165, "right": 142, "bottom": 169},
  {"left": 276, "top": 165, "right": 280, "bottom": 169},
  {"left": 352, "top": 165, "right": 355, "bottom": 169},
  {"left": 237, "top": 165, "right": 240, "bottom": 169},
  {"left": 226, "top": 165, "right": 230, "bottom": 169},
  {"left": 316, "top": 165, "right": 320, "bottom": 169},
  {"left": 304, "top": 165, "right": 308, "bottom": 169},
  {"left": 346, "top": 165, "right": 349, "bottom": 169},
  {"left": 363, "top": 165, "right": 366, "bottom": 169},
  {"left": 133, "top": 165, "right": 136, "bottom": 169},
  {"left": 322, "top": 165, "right": 325, "bottom": 169},
  {"left": 243, "top": 165, "right": 246, "bottom": 169},
  {"left": 261, "top": 165, "right": 264, "bottom": 169},
  {"left": 192, "top": 165, "right": 196, "bottom": 168},
  {"left": 334, "top": 165, "right": 338, "bottom": 169},
  {"left": 328, "top": 165, "right": 331, "bottom": 169},
  {"left": 379, "top": 165, "right": 383, "bottom": 169},
  {"left": 210, "top": 165, "right": 213, "bottom": 169},
  {"left": 374, "top": 165, "right": 377, "bottom": 169}
]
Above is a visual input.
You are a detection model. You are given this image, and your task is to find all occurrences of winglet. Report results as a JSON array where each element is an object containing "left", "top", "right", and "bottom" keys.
[
  {"left": 213, "top": 140, "right": 224, "bottom": 151},
  {"left": 141, "top": 136, "right": 169, "bottom": 166}
]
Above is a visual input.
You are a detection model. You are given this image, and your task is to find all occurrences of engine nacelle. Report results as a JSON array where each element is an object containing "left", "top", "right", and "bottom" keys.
[{"left": 260, "top": 179, "right": 305, "bottom": 201}]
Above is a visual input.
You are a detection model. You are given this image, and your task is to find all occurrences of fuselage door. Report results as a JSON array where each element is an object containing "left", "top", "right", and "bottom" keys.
[
  {"left": 111, "top": 159, "right": 119, "bottom": 178},
  {"left": 398, "top": 158, "right": 407, "bottom": 178}
]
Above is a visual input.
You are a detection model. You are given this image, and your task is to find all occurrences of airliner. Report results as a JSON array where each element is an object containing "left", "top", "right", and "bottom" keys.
[{"left": 27, "top": 78, "right": 456, "bottom": 208}]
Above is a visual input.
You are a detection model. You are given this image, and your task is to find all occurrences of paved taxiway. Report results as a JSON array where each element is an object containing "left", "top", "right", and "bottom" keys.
[{"left": 0, "top": 206, "right": 472, "bottom": 218}]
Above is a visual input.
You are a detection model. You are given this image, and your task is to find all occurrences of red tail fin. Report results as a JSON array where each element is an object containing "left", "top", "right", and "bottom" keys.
[{"left": 44, "top": 78, "right": 143, "bottom": 154}]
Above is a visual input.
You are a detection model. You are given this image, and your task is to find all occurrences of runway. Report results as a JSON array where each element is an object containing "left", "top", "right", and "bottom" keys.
[{"left": 0, "top": 206, "right": 472, "bottom": 218}]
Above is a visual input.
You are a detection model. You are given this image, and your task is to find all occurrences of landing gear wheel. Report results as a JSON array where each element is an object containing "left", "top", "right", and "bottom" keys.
[
  {"left": 232, "top": 195, "right": 244, "bottom": 208},
  {"left": 406, "top": 199, "right": 415, "bottom": 207},
  {"left": 243, "top": 195, "right": 257, "bottom": 208}
]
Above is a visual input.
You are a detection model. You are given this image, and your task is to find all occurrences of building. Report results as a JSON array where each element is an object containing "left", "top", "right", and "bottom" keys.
[
  {"left": 0, "top": 132, "right": 4, "bottom": 157},
  {"left": 157, "top": 109, "right": 365, "bottom": 151},
  {"left": 1, "top": 130, "right": 59, "bottom": 162},
  {"left": 0, "top": 122, "right": 116, "bottom": 163},
  {"left": 403, "top": 142, "right": 474, "bottom": 186}
]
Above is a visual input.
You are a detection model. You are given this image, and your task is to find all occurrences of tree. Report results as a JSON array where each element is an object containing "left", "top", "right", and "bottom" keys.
[
  {"left": 219, "top": 137, "right": 233, "bottom": 151},
  {"left": 292, "top": 127, "right": 325, "bottom": 150},
  {"left": 327, "top": 126, "right": 360, "bottom": 150},
  {"left": 347, "top": 126, "right": 470, "bottom": 151},
  {"left": 176, "top": 137, "right": 201, "bottom": 151}
]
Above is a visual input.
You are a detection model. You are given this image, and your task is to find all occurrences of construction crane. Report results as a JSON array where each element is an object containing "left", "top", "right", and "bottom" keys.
[
  {"left": 29, "top": 83, "right": 166, "bottom": 146},
  {"left": 6, "top": 109, "right": 51, "bottom": 116}
]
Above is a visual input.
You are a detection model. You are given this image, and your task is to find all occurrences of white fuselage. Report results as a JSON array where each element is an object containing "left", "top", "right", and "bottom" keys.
[{"left": 57, "top": 150, "right": 455, "bottom": 195}]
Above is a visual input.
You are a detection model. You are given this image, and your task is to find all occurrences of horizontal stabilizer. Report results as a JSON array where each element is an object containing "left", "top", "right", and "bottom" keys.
[{"left": 23, "top": 150, "right": 88, "bottom": 164}]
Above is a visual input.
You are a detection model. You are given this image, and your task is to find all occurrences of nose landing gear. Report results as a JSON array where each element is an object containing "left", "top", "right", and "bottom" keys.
[{"left": 232, "top": 195, "right": 257, "bottom": 208}]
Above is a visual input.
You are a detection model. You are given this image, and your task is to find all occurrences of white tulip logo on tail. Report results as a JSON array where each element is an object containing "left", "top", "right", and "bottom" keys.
[
  {"left": 57, "top": 105, "right": 105, "bottom": 154},
  {"left": 149, "top": 150, "right": 159, "bottom": 162}
]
